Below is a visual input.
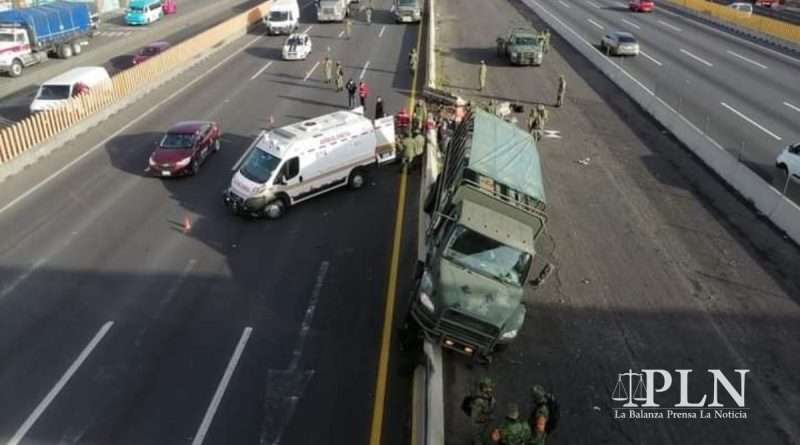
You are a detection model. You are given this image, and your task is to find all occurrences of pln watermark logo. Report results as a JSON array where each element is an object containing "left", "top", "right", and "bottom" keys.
[{"left": 611, "top": 369, "right": 749, "bottom": 420}]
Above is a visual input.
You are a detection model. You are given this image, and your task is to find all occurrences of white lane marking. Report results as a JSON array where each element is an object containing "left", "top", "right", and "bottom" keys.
[
  {"left": 250, "top": 61, "right": 273, "bottom": 80},
  {"left": 587, "top": 0, "right": 601, "bottom": 8},
  {"left": 359, "top": 60, "right": 370, "bottom": 80},
  {"left": 302, "top": 25, "right": 314, "bottom": 34},
  {"left": 727, "top": 50, "right": 768, "bottom": 69},
  {"left": 379, "top": 25, "right": 386, "bottom": 38},
  {"left": 8, "top": 322, "right": 114, "bottom": 445},
  {"left": 0, "top": 257, "right": 45, "bottom": 301},
  {"left": 640, "top": 50, "right": 663, "bottom": 66},
  {"left": 785, "top": 101, "right": 800, "bottom": 113},
  {"left": 622, "top": 18, "right": 640, "bottom": 29},
  {"left": 0, "top": 33, "right": 267, "bottom": 217},
  {"left": 680, "top": 48, "right": 713, "bottom": 67},
  {"left": 289, "top": 261, "right": 329, "bottom": 371},
  {"left": 338, "top": 30, "right": 344, "bottom": 38},
  {"left": 558, "top": 0, "right": 571, "bottom": 7},
  {"left": 191, "top": 327, "right": 253, "bottom": 445},
  {"left": 587, "top": 18, "right": 604, "bottom": 30},
  {"left": 658, "top": 19, "right": 682, "bottom": 32},
  {"left": 721, "top": 102, "right": 782, "bottom": 141},
  {"left": 658, "top": 6, "right": 800, "bottom": 65},
  {"left": 304, "top": 60, "right": 320, "bottom": 81}
]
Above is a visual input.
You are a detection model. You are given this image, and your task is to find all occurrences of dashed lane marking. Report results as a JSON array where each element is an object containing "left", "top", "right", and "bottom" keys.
[
  {"left": 640, "top": 50, "right": 663, "bottom": 66},
  {"left": 721, "top": 102, "right": 782, "bottom": 141},
  {"left": 727, "top": 50, "right": 768, "bottom": 69},
  {"left": 587, "top": 18, "right": 604, "bottom": 30},
  {"left": 680, "top": 48, "right": 713, "bottom": 67}
]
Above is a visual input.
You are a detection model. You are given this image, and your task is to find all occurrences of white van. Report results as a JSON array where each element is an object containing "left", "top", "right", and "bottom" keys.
[
  {"left": 223, "top": 108, "right": 396, "bottom": 218},
  {"left": 265, "top": 0, "right": 300, "bottom": 34},
  {"left": 318, "top": 0, "right": 348, "bottom": 22},
  {"left": 30, "top": 66, "right": 111, "bottom": 113}
]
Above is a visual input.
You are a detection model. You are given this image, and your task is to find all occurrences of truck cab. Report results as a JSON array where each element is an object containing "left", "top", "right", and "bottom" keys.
[
  {"left": 411, "top": 109, "right": 548, "bottom": 358},
  {"left": 0, "top": 28, "right": 36, "bottom": 76},
  {"left": 317, "top": 0, "right": 348, "bottom": 22},
  {"left": 393, "top": 0, "right": 422, "bottom": 23}
]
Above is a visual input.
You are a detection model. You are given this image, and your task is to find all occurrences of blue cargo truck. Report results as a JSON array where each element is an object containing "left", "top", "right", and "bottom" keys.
[{"left": 0, "top": 1, "right": 93, "bottom": 77}]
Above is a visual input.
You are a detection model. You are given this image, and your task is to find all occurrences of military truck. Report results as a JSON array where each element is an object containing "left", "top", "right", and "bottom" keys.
[
  {"left": 409, "top": 109, "right": 548, "bottom": 359},
  {"left": 496, "top": 27, "right": 544, "bottom": 66}
]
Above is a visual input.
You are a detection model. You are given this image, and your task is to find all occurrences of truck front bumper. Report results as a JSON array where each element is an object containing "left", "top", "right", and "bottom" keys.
[{"left": 409, "top": 301, "right": 496, "bottom": 356}]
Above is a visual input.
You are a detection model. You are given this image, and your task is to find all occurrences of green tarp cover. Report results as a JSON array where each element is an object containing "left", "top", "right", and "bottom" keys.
[{"left": 468, "top": 109, "right": 546, "bottom": 205}]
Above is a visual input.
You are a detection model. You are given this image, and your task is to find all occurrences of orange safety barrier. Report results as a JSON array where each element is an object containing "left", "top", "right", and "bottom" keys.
[{"left": 667, "top": 0, "right": 800, "bottom": 44}]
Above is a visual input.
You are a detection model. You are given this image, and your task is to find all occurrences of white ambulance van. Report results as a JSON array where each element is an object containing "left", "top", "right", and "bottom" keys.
[{"left": 223, "top": 107, "right": 396, "bottom": 219}]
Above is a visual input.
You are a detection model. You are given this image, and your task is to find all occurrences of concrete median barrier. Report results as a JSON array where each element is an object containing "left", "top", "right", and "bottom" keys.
[
  {"left": 522, "top": 0, "right": 800, "bottom": 245},
  {"left": 0, "top": 1, "right": 273, "bottom": 183}
]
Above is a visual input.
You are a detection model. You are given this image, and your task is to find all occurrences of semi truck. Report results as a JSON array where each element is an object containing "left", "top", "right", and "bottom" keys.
[
  {"left": 0, "top": 1, "right": 93, "bottom": 77},
  {"left": 409, "top": 108, "right": 549, "bottom": 359}
]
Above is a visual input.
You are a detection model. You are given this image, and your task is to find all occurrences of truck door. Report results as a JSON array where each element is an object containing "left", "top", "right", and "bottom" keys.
[{"left": 374, "top": 115, "right": 396, "bottom": 164}]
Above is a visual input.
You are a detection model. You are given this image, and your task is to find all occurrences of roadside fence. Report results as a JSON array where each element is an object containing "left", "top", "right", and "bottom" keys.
[{"left": 667, "top": 0, "right": 800, "bottom": 44}]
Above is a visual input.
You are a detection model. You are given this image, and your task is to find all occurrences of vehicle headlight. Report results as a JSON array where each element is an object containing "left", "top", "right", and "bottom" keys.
[
  {"left": 500, "top": 329, "right": 518, "bottom": 340},
  {"left": 149, "top": 155, "right": 157, "bottom": 166},
  {"left": 511, "top": 52, "right": 519, "bottom": 58},
  {"left": 419, "top": 270, "right": 435, "bottom": 311},
  {"left": 419, "top": 291, "right": 435, "bottom": 312},
  {"left": 175, "top": 157, "right": 191, "bottom": 168}
]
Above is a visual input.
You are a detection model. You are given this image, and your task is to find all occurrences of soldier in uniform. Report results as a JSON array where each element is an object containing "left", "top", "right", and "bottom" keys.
[
  {"left": 543, "top": 29, "right": 551, "bottom": 54},
  {"left": 366, "top": 6, "right": 372, "bottom": 24},
  {"left": 527, "top": 109, "right": 538, "bottom": 135},
  {"left": 556, "top": 75, "right": 566, "bottom": 107},
  {"left": 401, "top": 135, "right": 417, "bottom": 167},
  {"left": 479, "top": 60, "right": 487, "bottom": 92},
  {"left": 412, "top": 100, "right": 426, "bottom": 134},
  {"left": 537, "top": 104, "right": 549, "bottom": 128},
  {"left": 409, "top": 48, "right": 418, "bottom": 77},
  {"left": 465, "top": 377, "right": 496, "bottom": 445},
  {"left": 324, "top": 56, "right": 333, "bottom": 84},
  {"left": 529, "top": 384, "right": 557, "bottom": 445},
  {"left": 491, "top": 403, "right": 532, "bottom": 445},
  {"left": 537, "top": 32, "right": 546, "bottom": 50},
  {"left": 345, "top": 18, "right": 352, "bottom": 39}
]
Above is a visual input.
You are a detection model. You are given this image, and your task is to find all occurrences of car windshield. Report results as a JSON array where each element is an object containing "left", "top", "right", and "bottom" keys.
[
  {"left": 270, "top": 10, "right": 289, "bottom": 20},
  {"left": 240, "top": 149, "right": 281, "bottom": 184},
  {"left": 514, "top": 37, "right": 536, "bottom": 45},
  {"left": 0, "top": 33, "right": 14, "bottom": 42},
  {"left": 443, "top": 225, "right": 531, "bottom": 287},
  {"left": 129, "top": 6, "right": 144, "bottom": 12},
  {"left": 160, "top": 132, "right": 195, "bottom": 149},
  {"left": 618, "top": 35, "right": 637, "bottom": 43},
  {"left": 37, "top": 85, "right": 70, "bottom": 100}
]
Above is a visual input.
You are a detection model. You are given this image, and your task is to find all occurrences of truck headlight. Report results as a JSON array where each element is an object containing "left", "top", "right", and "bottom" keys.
[
  {"left": 511, "top": 52, "right": 519, "bottom": 58},
  {"left": 419, "top": 291, "right": 435, "bottom": 312},
  {"left": 500, "top": 329, "right": 518, "bottom": 340}
]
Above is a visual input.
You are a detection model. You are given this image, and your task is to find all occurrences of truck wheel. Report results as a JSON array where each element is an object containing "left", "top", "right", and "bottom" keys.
[
  {"left": 348, "top": 169, "right": 366, "bottom": 189},
  {"left": 59, "top": 44, "right": 73, "bottom": 59},
  {"left": 72, "top": 42, "right": 82, "bottom": 55},
  {"left": 264, "top": 199, "right": 286, "bottom": 219},
  {"left": 8, "top": 60, "right": 23, "bottom": 78}
]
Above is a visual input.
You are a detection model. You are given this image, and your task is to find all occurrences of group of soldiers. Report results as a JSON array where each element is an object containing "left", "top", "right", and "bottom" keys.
[
  {"left": 465, "top": 378, "right": 558, "bottom": 445},
  {"left": 537, "top": 29, "right": 551, "bottom": 54},
  {"left": 525, "top": 75, "right": 566, "bottom": 142}
]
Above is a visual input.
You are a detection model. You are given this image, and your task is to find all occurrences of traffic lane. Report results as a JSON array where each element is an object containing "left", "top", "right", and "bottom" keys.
[
  {"left": 440, "top": 0, "right": 800, "bottom": 442},
  {"left": 0, "top": 0, "right": 270, "bottom": 126},
  {"left": 0, "top": 0, "right": 266, "bottom": 102},
  {"left": 0, "top": 13, "right": 416, "bottom": 444},
  {"left": 543, "top": 1, "right": 798, "bottom": 168}
]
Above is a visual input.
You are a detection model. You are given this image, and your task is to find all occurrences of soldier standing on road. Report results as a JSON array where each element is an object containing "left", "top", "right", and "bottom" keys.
[
  {"left": 527, "top": 109, "right": 538, "bottom": 134},
  {"left": 366, "top": 6, "right": 372, "bottom": 24},
  {"left": 543, "top": 29, "right": 551, "bottom": 54},
  {"left": 537, "top": 104, "right": 549, "bottom": 128},
  {"left": 335, "top": 62, "right": 345, "bottom": 92},
  {"left": 491, "top": 403, "right": 532, "bottom": 445},
  {"left": 324, "top": 56, "right": 333, "bottom": 84},
  {"left": 464, "top": 377, "right": 496, "bottom": 445},
  {"left": 528, "top": 384, "right": 559, "bottom": 445},
  {"left": 346, "top": 78, "right": 357, "bottom": 108},
  {"left": 556, "top": 75, "right": 566, "bottom": 107},
  {"left": 478, "top": 60, "right": 487, "bottom": 92},
  {"left": 345, "top": 18, "right": 352, "bottom": 39},
  {"left": 409, "top": 48, "right": 418, "bottom": 77}
]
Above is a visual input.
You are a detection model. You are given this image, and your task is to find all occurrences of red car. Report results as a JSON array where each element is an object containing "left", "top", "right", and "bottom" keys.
[
  {"left": 148, "top": 121, "right": 221, "bottom": 177},
  {"left": 629, "top": 0, "right": 654, "bottom": 12},
  {"left": 132, "top": 41, "right": 170, "bottom": 65}
]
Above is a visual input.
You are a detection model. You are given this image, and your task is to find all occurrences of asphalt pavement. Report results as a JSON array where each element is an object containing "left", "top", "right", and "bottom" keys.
[
  {"left": 0, "top": 1, "right": 420, "bottom": 443},
  {"left": 0, "top": 0, "right": 267, "bottom": 129},
  {"left": 527, "top": 0, "right": 800, "bottom": 183},
  {"left": 435, "top": 0, "right": 800, "bottom": 442}
]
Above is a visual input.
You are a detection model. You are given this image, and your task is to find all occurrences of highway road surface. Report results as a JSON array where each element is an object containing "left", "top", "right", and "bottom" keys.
[
  {"left": 436, "top": 0, "right": 800, "bottom": 443},
  {"left": 529, "top": 0, "right": 800, "bottom": 184},
  {"left": 0, "top": 1, "right": 419, "bottom": 443}
]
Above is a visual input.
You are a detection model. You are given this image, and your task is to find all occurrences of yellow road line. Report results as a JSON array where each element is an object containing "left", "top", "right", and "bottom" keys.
[{"left": 369, "top": 15, "right": 425, "bottom": 445}]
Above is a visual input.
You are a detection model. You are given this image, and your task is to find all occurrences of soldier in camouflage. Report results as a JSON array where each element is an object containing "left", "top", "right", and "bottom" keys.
[
  {"left": 467, "top": 377, "right": 496, "bottom": 445},
  {"left": 491, "top": 403, "right": 532, "bottom": 445}
]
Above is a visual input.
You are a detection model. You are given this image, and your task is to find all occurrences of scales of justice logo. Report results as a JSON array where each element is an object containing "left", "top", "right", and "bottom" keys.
[{"left": 610, "top": 369, "right": 750, "bottom": 420}]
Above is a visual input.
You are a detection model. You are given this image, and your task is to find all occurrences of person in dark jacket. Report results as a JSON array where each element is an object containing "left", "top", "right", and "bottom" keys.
[
  {"left": 375, "top": 96, "right": 384, "bottom": 119},
  {"left": 346, "top": 79, "right": 357, "bottom": 108}
]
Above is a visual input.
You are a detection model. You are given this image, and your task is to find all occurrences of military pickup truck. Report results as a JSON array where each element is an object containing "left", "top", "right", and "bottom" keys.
[
  {"left": 409, "top": 109, "right": 548, "bottom": 359},
  {"left": 496, "top": 27, "right": 544, "bottom": 66}
]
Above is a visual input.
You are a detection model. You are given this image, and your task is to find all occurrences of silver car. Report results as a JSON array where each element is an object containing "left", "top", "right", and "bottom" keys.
[{"left": 600, "top": 31, "right": 640, "bottom": 56}]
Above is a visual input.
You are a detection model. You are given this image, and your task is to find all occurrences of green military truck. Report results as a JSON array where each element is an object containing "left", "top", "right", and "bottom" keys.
[
  {"left": 410, "top": 109, "right": 548, "bottom": 359},
  {"left": 496, "top": 27, "right": 544, "bottom": 66}
]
